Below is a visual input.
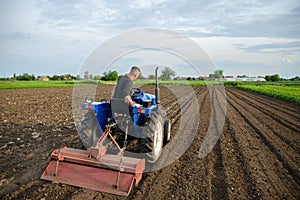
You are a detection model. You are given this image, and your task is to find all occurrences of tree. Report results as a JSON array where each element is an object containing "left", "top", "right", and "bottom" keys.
[
  {"left": 265, "top": 74, "right": 280, "bottom": 82},
  {"left": 16, "top": 73, "right": 35, "bottom": 81},
  {"left": 215, "top": 70, "right": 224, "bottom": 79},
  {"left": 101, "top": 70, "right": 118, "bottom": 81},
  {"left": 59, "top": 75, "right": 64, "bottom": 80},
  {"left": 50, "top": 75, "right": 59, "bottom": 80},
  {"left": 93, "top": 75, "right": 101, "bottom": 80},
  {"left": 84, "top": 71, "right": 89, "bottom": 80},
  {"left": 137, "top": 72, "right": 145, "bottom": 79},
  {"left": 290, "top": 76, "right": 299, "bottom": 81},
  {"left": 76, "top": 75, "right": 81, "bottom": 80},
  {"left": 148, "top": 74, "right": 155, "bottom": 79},
  {"left": 174, "top": 76, "right": 182, "bottom": 80},
  {"left": 160, "top": 67, "right": 175, "bottom": 80},
  {"left": 209, "top": 69, "right": 224, "bottom": 79},
  {"left": 270, "top": 74, "right": 280, "bottom": 82},
  {"left": 237, "top": 75, "right": 249, "bottom": 78}
]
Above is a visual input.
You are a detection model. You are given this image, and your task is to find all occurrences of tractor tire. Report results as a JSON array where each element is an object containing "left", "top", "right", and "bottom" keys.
[
  {"left": 78, "top": 110, "right": 101, "bottom": 149},
  {"left": 142, "top": 111, "right": 164, "bottom": 163},
  {"left": 163, "top": 119, "right": 171, "bottom": 145}
]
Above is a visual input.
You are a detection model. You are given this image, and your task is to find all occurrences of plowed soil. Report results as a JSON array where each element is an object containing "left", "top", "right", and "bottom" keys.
[{"left": 0, "top": 86, "right": 299, "bottom": 200}]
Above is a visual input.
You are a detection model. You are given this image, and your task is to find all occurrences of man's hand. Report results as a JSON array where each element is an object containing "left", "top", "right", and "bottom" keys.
[
  {"left": 134, "top": 103, "right": 141, "bottom": 108},
  {"left": 124, "top": 95, "right": 141, "bottom": 108}
]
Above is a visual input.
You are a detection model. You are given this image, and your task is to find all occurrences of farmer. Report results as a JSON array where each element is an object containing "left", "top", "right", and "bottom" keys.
[{"left": 112, "top": 66, "right": 141, "bottom": 108}]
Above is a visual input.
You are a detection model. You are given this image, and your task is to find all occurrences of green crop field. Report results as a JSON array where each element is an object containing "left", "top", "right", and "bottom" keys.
[
  {"left": 0, "top": 80, "right": 208, "bottom": 89},
  {"left": 237, "top": 85, "right": 300, "bottom": 104},
  {"left": 0, "top": 80, "right": 119, "bottom": 89},
  {"left": 0, "top": 80, "right": 77, "bottom": 89},
  {"left": 1, "top": 80, "right": 299, "bottom": 104}
]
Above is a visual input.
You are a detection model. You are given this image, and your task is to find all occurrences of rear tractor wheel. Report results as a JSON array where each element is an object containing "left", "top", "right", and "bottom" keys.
[{"left": 78, "top": 110, "right": 101, "bottom": 149}]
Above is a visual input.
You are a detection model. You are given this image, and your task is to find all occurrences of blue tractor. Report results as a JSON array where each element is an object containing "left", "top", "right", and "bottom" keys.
[{"left": 78, "top": 67, "right": 171, "bottom": 163}]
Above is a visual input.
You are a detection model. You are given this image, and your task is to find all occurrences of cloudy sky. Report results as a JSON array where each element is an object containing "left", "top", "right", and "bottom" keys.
[{"left": 0, "top": 0, "right": 299, "bottom": 78}]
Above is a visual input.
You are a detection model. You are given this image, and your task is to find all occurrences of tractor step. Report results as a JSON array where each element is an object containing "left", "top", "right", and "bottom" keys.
[{"left": 41, "top": 147, "right": 145, "bottom": 196}]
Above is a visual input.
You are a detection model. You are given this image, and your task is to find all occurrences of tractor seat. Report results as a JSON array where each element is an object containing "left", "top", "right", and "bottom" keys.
[{"left": 110, "top": 98, "right": 130, "bottom": 115}]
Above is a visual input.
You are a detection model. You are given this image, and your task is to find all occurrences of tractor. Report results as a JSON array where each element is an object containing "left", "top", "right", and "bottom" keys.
[
  {"left": 79, "top": 67, "right": 171, "bottom": 162},
  {"left": 41, "top": 67, "right": 171, "bottom": 196}
]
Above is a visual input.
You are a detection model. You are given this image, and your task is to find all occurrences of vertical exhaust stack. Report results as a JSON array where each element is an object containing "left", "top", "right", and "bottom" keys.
[{"left": 155, "top": 67, "right": 160, "bottom": 105}]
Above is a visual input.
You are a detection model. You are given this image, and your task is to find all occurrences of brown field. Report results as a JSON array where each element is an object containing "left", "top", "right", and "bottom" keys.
[{"left": 0, "top": 86, "right": 299, "bottom": 200}]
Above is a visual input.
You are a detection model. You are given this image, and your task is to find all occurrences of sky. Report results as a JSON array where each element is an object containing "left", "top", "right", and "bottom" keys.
[{"left": 0, "top": 0, "right": 299, "bottom": 78}]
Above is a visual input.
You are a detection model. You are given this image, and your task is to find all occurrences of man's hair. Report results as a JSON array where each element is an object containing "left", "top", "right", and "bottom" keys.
[{"left": 130, "top": 66, "right": 140, "bottom": 75}]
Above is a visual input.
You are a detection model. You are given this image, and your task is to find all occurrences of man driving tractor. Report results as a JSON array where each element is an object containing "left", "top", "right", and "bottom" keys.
[{"left": 112, "top": 66, "right": 141, "bottom": 108}]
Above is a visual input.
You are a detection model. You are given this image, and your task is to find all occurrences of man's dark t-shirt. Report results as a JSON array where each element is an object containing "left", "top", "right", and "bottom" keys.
[{"left": 112, "top": 75, "right": 133, "bottom": 99}]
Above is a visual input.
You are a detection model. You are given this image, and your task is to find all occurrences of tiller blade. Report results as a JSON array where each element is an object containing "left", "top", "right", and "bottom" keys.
[{"left": 41, "top": 123, "right": 145, "bottom": 196}]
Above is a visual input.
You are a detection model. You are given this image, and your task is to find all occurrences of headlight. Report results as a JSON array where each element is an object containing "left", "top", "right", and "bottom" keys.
[{"left": 85, "top": 96, "right": 93, "bottom": 104}]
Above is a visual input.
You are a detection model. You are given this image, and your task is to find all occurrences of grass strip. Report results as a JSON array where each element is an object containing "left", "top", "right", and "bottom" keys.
[{"left": 237, "top": 85, "right": 300, "bottom": 104}]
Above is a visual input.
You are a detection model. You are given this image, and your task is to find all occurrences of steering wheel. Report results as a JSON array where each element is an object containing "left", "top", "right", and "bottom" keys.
[{"left": 132, "top": 88, "right": 142, "bottom": 98}]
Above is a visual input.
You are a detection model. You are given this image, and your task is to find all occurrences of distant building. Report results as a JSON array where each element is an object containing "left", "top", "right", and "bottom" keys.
[
  {"left": 223, "top": 76, "right": 235, "bottom": 81},
  {"left": 222, "top": 76, "right": 266, "bottom": 82},
  {"left": 257, "top": 77, "right": 266, "bottom": 82},
  {"left": 38, "top": 76, "right": 49, "bottom": 81}
]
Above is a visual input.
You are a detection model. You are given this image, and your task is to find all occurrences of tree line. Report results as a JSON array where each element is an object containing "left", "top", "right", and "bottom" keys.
[
  {"left": 208, "top": 70, "right": 299, "bottom": 82},
  {"left": 1, "top": 68, "right": 298, "bottom": 82},
  {"left": 1, "top": 73, "right": 77, "bottom": 81},
  {"left": 1, "top": 67, "right": 177, "bottom": 81},
  {"left": 84, "top": 67, "right": 177, "bottom": 81}
]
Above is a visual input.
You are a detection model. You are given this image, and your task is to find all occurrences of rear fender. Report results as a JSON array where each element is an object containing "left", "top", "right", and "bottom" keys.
[{"left": 82, "top": 102, "right": 112, "bottom": 132}]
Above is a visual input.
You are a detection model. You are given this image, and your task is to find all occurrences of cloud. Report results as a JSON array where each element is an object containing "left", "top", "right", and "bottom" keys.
[
  {"left": 281, "top": 54, "right": 295, "bottom": 64},
  {"left": 237, "top": 41, "right": 300, "bottom": 54},
  {"left": 3, "top": 0, "right": 296, "bottom": 40},
  {"left": 2, "top": 0, "right": 299, "bottom": 38},
  {"left": 0, "top": 32, "right": 34, "bottom": 40},
  {"left": 0, "top": 0, "right": 299, "bottom": 78},
  {"left": 194, "top": 36, "right": 300, "bottom": 77}
]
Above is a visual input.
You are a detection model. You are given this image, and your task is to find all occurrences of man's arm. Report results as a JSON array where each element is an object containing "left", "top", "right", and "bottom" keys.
[{"left": 124, "top": 95, "right": 140, "bottom": 108}]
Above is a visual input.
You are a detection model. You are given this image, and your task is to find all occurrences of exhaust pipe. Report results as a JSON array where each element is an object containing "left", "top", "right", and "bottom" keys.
[{"left": 155, "top": 67, "right": 160, "bottom": 104}]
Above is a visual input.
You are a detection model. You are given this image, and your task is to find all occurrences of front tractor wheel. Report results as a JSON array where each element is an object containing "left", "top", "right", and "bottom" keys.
[
  {"left": 143, "top": 112, "right": 164, "bottom": 163},
  {"left": 78, "top": 110, "right": 101, "bottom": 149}
]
